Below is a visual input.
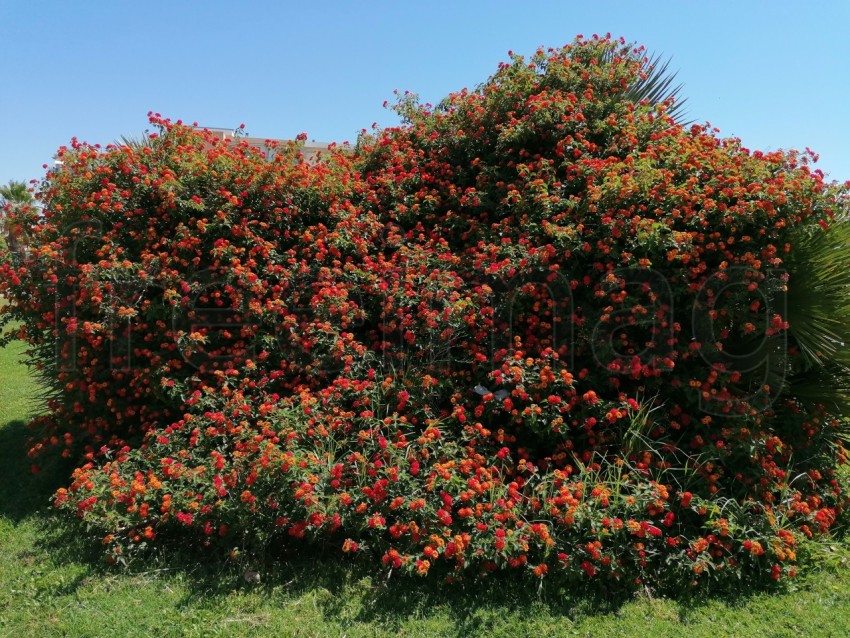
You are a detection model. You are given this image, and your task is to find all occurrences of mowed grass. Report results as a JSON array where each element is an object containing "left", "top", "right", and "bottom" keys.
[{"left": 1, "top": 337, "right": 850, "bottom": 637}]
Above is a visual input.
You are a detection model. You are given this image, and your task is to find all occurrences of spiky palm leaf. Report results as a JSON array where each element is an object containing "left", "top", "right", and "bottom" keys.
[
  {"left": 626, "top": 52, "right": 690, "bottom": 124},
  {"left": 785, "top": 363, "right": 850, "bottom": 422},
  {"left": 782, "top": 214, "right": 850, "bottom": 420},
  {"left": 599, "top": 49, "right": 690, "bottom": 124},
  {"left": 784, "top": 215, "right": 850, "bottom": 370},
  {"left": 116, "top": 133, "right": 157, "bottom": 150}
]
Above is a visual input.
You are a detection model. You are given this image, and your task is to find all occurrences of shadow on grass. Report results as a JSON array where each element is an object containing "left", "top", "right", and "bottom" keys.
[
  {"left": 24, "top": 511, "right": 805, "bottom": 637},
  {"left": 3, "top": 433, "right": 807, "bottom": 635},
  {"left": 275, "top": 560, "right": 632, "bottom": 633},
  {"left": 168, "top": 549, "right": 782, "bottom": 636},
  {"left": 0, "top": 419, "right": 75, "bottom": 522},
  {"left": 17, "top": 470, "right": 790, "bottom": 637},
  {"left": 186, "top": 556, "right": 632, "bottom": 634},
  {"left": 0, "top": 416, "right": 108, "bottom": 601},
  {"left": 269, "top": 555, "right": 780, "bottom": 633},
  {"left": 40, "top": 523, "right": 784, "bottom": 636},
  {"left": 33, "top": 517, "right": 641, "bottom": 633}
]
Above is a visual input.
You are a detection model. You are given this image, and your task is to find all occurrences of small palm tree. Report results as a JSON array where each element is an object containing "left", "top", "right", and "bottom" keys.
[
  {"left": 0, "top": 179, "right": 35, "bottom": 260},
  {"left": 782, "top": 212, "right": 850, "bottom": 435}
]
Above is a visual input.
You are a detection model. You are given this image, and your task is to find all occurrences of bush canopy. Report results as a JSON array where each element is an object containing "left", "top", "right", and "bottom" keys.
[{"left": 2, "top": 35, "right": 849, "bottom": 592}]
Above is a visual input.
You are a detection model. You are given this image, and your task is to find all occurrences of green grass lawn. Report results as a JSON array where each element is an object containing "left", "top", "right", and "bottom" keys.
[{"left": 1, "top": 337, "right": 850, "bottom": 637}]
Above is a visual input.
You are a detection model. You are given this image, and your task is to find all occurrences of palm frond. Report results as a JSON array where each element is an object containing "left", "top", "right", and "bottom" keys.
[
  {"left": 115, "top": 133, "right": 159, "bottom": 151},
  {"left": 780, "top": 214, "right": 850, "bottom": 418},
  {"left": 785, "top": 363, "right": 850, "bottom": 420},
  {"left": 626, "top": 52, "right": 690, "bottom": 124},
  {"left": 600, "top": 48, "right": 690, "bottom": 125},
  {"left": 0, "top": 180, "right": 34, "bottom": 207},
  {"left": 784, "top": 215, "right": 850, "bottom": 370}
]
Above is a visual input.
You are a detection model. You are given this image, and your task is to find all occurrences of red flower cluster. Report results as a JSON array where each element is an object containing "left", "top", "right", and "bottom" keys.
[{"left": 2, "top": 36, "right": 848, "bottom": 592}]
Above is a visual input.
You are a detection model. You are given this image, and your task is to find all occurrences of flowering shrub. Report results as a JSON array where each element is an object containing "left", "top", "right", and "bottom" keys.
[{"left": 2, "top": 35, "right": 850, "bottom": 592}]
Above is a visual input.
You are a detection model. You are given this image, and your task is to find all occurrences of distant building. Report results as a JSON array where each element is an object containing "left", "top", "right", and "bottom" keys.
[{"left": 196, "top": 127, "right": 333, "bottom": 162}]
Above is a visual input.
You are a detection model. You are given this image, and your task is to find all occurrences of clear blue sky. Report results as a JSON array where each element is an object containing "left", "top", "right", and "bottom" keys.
[{"left": 1, "top": 1, "right": 848, "bottom": 187}]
